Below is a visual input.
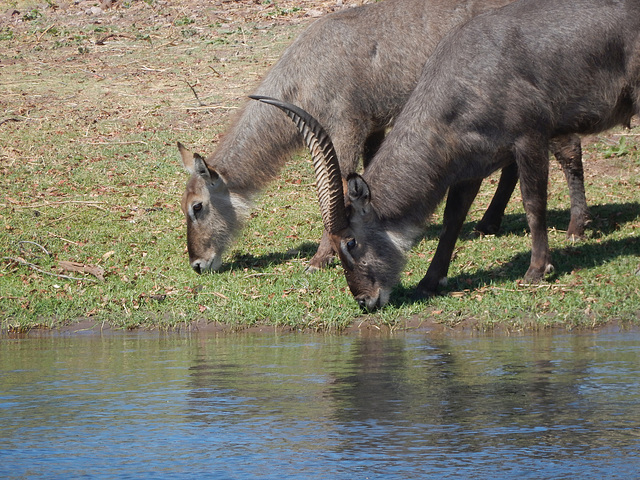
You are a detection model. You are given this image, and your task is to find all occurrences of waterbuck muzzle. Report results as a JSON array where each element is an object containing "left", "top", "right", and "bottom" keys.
[
  {"left": 179, "top": 141, "right": 233, "bottom": 274},
  {"left": 250, "top": 96, "right": 395, "bottom": 310}
]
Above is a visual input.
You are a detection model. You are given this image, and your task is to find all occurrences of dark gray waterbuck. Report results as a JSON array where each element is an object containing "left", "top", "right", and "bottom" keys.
[
  {"left": 180, "top": 0, "right": 589, "bottom": 274},
  {"left": 254, "top": 0, "right": 640, "bottom": 310}
]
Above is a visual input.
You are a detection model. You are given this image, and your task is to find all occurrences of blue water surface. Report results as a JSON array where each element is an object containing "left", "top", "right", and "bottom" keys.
[{"left": 1, "top": 327, "right": 639, "bottom": 479}]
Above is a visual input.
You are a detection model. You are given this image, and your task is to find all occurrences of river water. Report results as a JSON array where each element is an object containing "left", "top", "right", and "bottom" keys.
[{"left": 1, "top": 326, "right": 639, "bottom": 479}]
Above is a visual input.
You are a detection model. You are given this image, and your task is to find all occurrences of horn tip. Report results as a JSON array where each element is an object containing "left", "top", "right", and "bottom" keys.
[
  {"left": 249, "top": 95, "right": 291, "bottom": 112},
  {"left": 249, "top": 94, "right": 275, "bottom": 103}
]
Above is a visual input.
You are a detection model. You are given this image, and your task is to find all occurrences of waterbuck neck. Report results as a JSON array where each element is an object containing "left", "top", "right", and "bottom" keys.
[
  {"left": 362, "top": 124, "right": 461, "bottom": 228},
  {"left": 207, "top": 101, "right": 302, "bottom": 194}
]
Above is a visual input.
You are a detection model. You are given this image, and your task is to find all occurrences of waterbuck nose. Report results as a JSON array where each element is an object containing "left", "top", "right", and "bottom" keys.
[
  {"left": 192, "top": 262, "right": 202, "bottom": 274},
  {"left": 356, "top": 295, "right": 378, "bottom": 312}
]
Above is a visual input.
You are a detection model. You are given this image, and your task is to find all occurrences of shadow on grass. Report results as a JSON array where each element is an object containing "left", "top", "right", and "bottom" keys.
[
  {"left": 221, "top": 242, "right": 321, "bottom": 272},
  {"left": 225, "top": 202, "right": 638, "bottom": 272},
  {"left": 218, "top": 202, "right": 638, "bottom": 308},
  {"left": 390, "top": 201, "right": 639, "bottom": 307},
  {"left": 451, "top": 201, "right": 640, "bottom": 239},
  {"left": 388, "top": 234, "right": 639, "bottom": 309}
]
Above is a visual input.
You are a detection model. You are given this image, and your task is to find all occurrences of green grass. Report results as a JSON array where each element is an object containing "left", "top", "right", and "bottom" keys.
[{"left": 1, "top": 1, "right": 639, "bottom": 332}]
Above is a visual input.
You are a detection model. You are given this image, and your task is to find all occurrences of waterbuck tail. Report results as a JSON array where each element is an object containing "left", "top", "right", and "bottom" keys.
[{"left": 250, "top": 95, "right": 348, "bottom": 233}]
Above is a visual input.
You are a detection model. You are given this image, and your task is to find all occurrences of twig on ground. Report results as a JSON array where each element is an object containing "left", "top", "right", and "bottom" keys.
[
  {"left": 244, "top": 272, "right": 281, "bottom": 278},
  {"left": 71, "top": 139, "right": 149, "bottom": 146},
  {"left": 0, "top": 117, "right": 24, "bottom": 126},
  {"left": 58, "top": 261, "right": 105, "bottom": 282},
  {"left": 48, "top": 233, "right": 81, "bottom": 245},
  {"left": 3, "top": 256, "right": 98, "bottom": 282},
  {"left": 185, "top": 80, "right": 206, "bottom": 107},
  {"left": 95, "top": 33, "right": 136, "bottom": 45},
  {"left": 18, "top": 241, "right": 50, "bottom": 257},
  {"left": 182, "top": 105, "right": 239, "bottom": 111},
  {"left": 36, "top": 24, "right": 55, "bottom": 42},
  {"left": 80, "top": 69, "right": 106, "bottom": 79},
  {"left": 12, "top": 200, "right": 109, "bottom": 212}
]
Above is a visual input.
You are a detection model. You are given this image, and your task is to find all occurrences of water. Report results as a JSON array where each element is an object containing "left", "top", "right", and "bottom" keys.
[{"left": 1, "top": 327, "right": 639, "bottom": 479}]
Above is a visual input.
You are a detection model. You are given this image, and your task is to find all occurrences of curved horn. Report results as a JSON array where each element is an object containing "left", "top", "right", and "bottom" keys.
[{"left": 249, "top": 95, "right": 348, "bottom": 234}]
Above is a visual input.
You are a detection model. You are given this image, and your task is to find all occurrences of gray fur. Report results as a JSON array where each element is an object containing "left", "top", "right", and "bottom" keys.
[{"left": 333, "top": 0, "right": 639, "bottom": 309}]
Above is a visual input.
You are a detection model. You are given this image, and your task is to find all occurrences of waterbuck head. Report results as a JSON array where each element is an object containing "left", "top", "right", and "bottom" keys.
[
  {"left": 178, "top": 142, "right": 250, "bottom": 273},
  {"left": 250, "top": 96, "right": 408, "bottom": 310}
]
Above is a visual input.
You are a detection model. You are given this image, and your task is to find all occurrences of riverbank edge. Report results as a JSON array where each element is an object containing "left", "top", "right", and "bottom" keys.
[{"left": 4, "top": 316, "right": 639, "bottom": 339}]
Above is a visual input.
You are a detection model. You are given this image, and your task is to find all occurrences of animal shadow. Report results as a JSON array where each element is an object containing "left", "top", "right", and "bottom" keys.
[
  {"left": 222, "top": 242, "right": 320, "bottom": 272},
  {"left": 472, "top": 201, "right": 639, "bottom": 238},
  {"left": 389, "top": 202, "right": 639, "bottom": 308}
]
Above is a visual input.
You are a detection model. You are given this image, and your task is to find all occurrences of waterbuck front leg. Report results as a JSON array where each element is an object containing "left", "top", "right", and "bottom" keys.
[
  {"left": 549, "top": 134, "right": 589, "bottom": 241},
  {"left": 306, "top": 230, "right": 335, "bottom": 272},
  {"left": 518, "top": 144, "right": 554, "bottom": 283},
  {"left": 415, "top": 178, "right": 483, "bottom": 298}
]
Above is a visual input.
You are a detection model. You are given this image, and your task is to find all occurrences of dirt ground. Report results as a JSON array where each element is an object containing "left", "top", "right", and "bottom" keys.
[
  {"left": 1, "top": 0, "right": 359, "bottom": 34},
  {"left": 2, "top": 0, "right": 633, "bottom": 169},
  {"left": 0, "top": 0, "right": 377, "bottom": 171}
]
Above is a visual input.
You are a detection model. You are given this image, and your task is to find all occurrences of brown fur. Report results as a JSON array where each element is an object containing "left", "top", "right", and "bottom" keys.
[{"left": 180, "top": 0, "right": 519, "bottom": 273}]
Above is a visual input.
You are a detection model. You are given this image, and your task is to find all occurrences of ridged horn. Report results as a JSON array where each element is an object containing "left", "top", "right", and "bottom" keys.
[{"left": 250, "top": 95, "right": 348, "bottom": 234}]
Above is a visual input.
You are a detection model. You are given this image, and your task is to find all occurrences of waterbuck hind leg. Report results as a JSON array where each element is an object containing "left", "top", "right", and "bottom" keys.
[
  {"left": 550, "top": 134, "right": 589, "bottom": 241},
  {"left": 475, "top": 135, "right": 588, "bottom": 240},
  {"left": 306, "top": 229, "right": 336, "bottom": 273},
  {"left": 415, "top": 178, "right": 483, "bottom": 299},
  {"left": 475, "top": 163, "right": 519, "bottom": 235}
]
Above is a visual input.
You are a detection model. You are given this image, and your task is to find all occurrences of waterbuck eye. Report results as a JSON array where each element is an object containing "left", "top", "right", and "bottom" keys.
[
  {"left": 192, "top": 202, "right": 203, "bottom": 213},
  {"left": 346, "top": 238, "right": 356, "bottom": 251}
]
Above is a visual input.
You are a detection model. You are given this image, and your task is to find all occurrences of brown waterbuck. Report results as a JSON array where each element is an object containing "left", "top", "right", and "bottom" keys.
[
  {"left": 180, "top": 0, "right": 589, "bottom": 274},
  {"left": 253, "top": 0, "right": 640, "bottom": 310}
]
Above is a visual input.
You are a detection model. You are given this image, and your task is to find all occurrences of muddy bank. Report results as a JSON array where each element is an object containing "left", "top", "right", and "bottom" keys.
[{"left": 5, "top": 316, "right": 638, "bottom": 339}]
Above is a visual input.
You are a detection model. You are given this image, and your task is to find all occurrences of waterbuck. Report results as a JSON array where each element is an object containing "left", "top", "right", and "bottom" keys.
[
  {"left": 254, "top": 0, "right": 639, "bottom": 310},
  {"left": 180, "top": 0, "right": 589, "bottom": 274}
]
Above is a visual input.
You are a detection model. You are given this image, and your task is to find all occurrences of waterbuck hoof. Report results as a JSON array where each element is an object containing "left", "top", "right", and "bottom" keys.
[
  {"left": 566, "top": 233, "right": 585, "bottom": 243},
  {"left": 566, "top": 217, "right": 590, "bottom": 242},
  {"left": 413, "top": 288, "right": 439, "bottom": 301},
  {"left": 414, "top": 277, "right": 445, "bottom": 300},
  {"left": 565, "top": 228, "right": 587, "bottom": 243},
  {"left": 304, "top": 264, "right": 320, "bottom": 275},
  {"left": 521, "top": 263, "right": 554, "bottom": 284},
  {"left": 474, "top": 218, "right": 502, "bottom": 236},
  {"left": 306, "top": 253, "right": 335, "bottom": 274}
]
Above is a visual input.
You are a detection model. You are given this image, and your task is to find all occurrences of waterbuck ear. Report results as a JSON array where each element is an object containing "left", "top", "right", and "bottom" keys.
[
  {"left": 178, "top": 141, "right": 221, "bottom": 185},
  {"left": 347, "top": 174, "right": 371, "bottom": 215},
  {"left": 178, "top": 141, "right": 198, "bottom": 174}
]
